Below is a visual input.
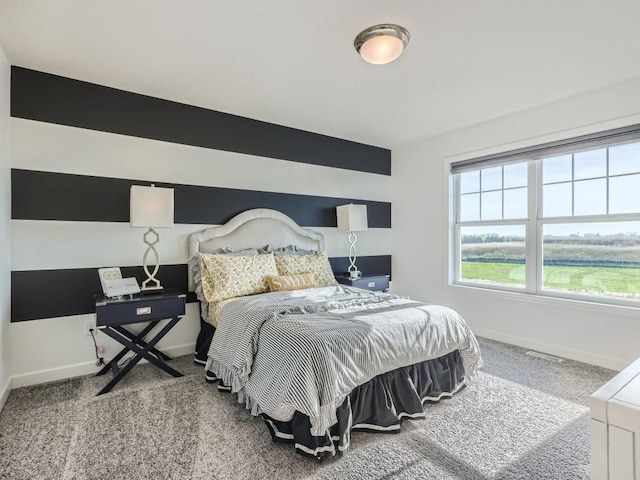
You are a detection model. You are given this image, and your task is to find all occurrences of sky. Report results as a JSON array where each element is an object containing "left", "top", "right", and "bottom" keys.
[{"left": 458, "top": 141, "right": 640, "bottom": 237}]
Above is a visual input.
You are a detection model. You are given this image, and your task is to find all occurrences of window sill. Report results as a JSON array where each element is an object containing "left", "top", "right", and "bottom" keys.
[{"left": 450, "top": 281, "right": 640, "bottom": 317}]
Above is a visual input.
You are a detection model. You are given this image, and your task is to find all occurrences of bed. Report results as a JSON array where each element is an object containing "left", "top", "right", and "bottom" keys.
[{"left": 189, "top": 208, "right": 482, "bottom": 459}]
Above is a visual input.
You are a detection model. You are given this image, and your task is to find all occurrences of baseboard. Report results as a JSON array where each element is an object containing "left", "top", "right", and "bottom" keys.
[
  {"left": 0, "top": 376, "right": 11, "bottom": 413},
  {"left": 11, "top": 342, "right": 196, "bottom": 389},
  {"left": 474, "top": 328, "right": 629, "bottom": 371}
]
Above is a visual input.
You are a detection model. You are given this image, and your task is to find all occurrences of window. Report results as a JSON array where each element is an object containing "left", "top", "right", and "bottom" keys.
[{"left": 452, "top": 124, "right": 640, "bottom": 306}]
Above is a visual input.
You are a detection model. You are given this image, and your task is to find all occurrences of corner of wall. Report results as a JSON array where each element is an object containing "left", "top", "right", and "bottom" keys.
[
  {"left": 0, "top": 44, "right": 11, "bottom": 409},
  {"left": 0, "top": 376, "right": 11, "bottom": 412}
]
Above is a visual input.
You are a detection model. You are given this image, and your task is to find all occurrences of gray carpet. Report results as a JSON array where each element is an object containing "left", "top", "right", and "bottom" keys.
[{"left": 0, "top": 338, "right": 615, "bottom": 480}]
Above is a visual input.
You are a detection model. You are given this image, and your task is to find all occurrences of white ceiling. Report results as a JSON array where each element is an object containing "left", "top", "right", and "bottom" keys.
[{"left": 1, "top": 0, "right": 639, "bottom": 149}]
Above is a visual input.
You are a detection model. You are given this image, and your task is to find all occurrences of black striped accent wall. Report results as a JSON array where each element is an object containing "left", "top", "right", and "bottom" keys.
[
  {"left": 11, "top": 67, "right": 391, "bottom": 175},
  {"left": 12, "top": 169, "right": 391, "bottom": 228},
  {"left": 11, "top": 255, "right": 392, "bottom": 322},
  {"left": 10, "top": 67, "right": 393, "bottom": 323}
]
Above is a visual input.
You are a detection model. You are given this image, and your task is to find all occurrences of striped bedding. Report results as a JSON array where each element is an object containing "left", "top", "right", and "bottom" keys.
[{"left": 205, "top": 285, "right": 482, "bottom": 436}]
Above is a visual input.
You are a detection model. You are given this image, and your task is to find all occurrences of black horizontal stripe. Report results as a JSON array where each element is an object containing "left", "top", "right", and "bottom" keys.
[
  {"left": 12, "top": 169, "right": 392, "bottom": 228},
  {"left": 11, "top": 255, "right": 392, "bottom": 322},
  {"left": 11, "top": 264, "right": 190, "bottom": 322},
  {"left": 11, "top": 67, "right": 391, "bottom": 175}
]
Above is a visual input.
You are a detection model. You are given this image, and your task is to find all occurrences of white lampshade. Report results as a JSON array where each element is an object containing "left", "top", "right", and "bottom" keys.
[
  {"left": 336, "top": 204, "right": 368, "bottom": 232},
  {"left": 130, "top": 185, "right": 174, "bottom": 228}
]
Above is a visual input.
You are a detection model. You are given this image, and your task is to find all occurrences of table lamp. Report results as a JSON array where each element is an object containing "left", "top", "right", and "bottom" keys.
[
  {"left": 336, "top": 204, "right": 368, "bottom": 279},
  {"left": 130, "top": 184, "right": 174, "bottom": 291}
]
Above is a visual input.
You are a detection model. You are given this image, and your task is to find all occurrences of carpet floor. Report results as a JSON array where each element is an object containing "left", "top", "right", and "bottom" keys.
[{"left": 0, "top": 338, "right": 615, "bottom": 480}]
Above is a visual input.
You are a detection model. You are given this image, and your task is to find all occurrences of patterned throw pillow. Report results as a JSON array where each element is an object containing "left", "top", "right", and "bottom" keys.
[
  {"left": 200, "top": 253, "right": 278, "bottom": 302},
  {"left": 274, "top": 252, "right": 337, "bottom": 286},
  {"left": 267, "top": 273, "right": 317, "bottom": 292}
]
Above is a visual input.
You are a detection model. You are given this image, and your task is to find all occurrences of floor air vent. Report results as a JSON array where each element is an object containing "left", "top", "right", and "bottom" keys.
[{"left": 525, "top": 350, "right": 564, "bottom": 362}]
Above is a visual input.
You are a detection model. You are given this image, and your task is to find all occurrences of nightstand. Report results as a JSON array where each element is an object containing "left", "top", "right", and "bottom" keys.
[
  {"left": 335, "top": 274, "right": 390, "bottom": 292},
  {"left": 94, "top": 289, "right": 186, "bottom": 395}
]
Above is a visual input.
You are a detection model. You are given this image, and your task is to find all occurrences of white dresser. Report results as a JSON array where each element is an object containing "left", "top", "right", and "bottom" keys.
[{"left": 591, "top": 358, "right": 640, "bottom": 480}]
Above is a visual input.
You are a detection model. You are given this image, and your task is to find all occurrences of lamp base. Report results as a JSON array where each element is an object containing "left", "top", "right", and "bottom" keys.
[
  {"left": 141, "top": 227, "right": 163, "bottom": 291},
  {"left": 140, "top": 284, "right": 163, "bottom": 292},
  {"left": 347, "top": 232, "right": 361, "bottom": 281},
  {"left": 348, "top": 270, "right": 362, "bottom": 280},
  {"left": 139, "top": 286, "right": 165, "bottom": 296}
]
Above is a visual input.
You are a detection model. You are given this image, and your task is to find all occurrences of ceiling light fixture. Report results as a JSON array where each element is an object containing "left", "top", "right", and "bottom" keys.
[{"left": 354, "top": 24, "right": 410, "bottom": 65}]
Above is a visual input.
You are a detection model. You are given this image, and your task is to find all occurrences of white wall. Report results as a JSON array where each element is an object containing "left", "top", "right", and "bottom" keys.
[
  {"left": 392, "top": 77, "right": 640, "bottom": 371},
  {"left": 0, "top": 47, "right": 11, "bottom": 408}
]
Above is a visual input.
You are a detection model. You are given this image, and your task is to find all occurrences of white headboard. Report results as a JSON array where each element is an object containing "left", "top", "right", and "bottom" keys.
[{"left": 188, "top": 208, "right": 325, "bottom": 291}]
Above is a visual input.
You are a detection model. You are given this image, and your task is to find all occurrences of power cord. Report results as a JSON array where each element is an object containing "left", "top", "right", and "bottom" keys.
[{"left": 89, "top": 328, "right": 105, "bottom": 367}]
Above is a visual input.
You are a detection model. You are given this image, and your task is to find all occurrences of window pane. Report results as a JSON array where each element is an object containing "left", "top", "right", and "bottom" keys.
[
  {"left": 460, "top": 225, "right": 526, "bottom": 287},
  {"left": 610, "top": 174, "right": 640, "bottom": 214},
  {"left": 481, "top": 167, "right": 502, "bottom": 191},
  {"left": 460, "top": 170, "right": 480, "bottom": 194},
  {"left": 543, "top": 155, "right": 572, "bottom": 184},
  {"left": 460, "top": 193, "right": 480, "bottom": 221},
  {"left": 543, "top": 182, "right": 572, "bottom": 217},
  {"left": 542, "top": 222, "right": 640, "bottom": 301},
  {"left": 574, "top": 148, "right": 606, "bottom": 180},
  {"left": 610, "top": 142, "right": 640, "bottom": 176},
  {"left": 503, "top": 187, "right": 527, "bottom": 219},
  {"left": 503, "top": 162, "right": 527, "bottom": 188},
  {"left": 574, "top": 179, "right": 606, "bottom": 216},
  {"left": 481, "top": 191, "right": 502, "bottom": 220}
]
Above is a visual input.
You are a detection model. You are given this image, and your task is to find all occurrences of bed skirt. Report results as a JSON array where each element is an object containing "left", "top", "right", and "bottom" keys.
[
  {"left": 208, "top": 350, "right": 465, "bottom": 459},
  {"left": 194, "top": 318, "right": 215, "bottom": 365}
]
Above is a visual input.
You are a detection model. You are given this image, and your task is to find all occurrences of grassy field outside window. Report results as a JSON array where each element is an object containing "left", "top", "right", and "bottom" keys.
[{"left": 460, "top": 231, "right": 640, "bottom": 299}]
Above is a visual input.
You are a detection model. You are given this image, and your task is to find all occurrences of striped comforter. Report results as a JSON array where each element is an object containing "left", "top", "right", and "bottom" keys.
[{"left": 205, "top": 285, "right": 482, "bottom": 435}]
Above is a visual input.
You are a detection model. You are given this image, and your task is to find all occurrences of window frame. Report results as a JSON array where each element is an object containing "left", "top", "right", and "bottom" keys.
[
  {"left": 454, "top": 161, "right": 533, "bottom": 294},
  {"left": 452, "top": 126, "right": 640, "bottom": 308}
]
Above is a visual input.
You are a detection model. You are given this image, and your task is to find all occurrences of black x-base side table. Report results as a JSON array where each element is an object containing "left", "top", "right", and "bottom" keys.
[{"left": 94, "top": 289, "right": 186, "bottom": 395}]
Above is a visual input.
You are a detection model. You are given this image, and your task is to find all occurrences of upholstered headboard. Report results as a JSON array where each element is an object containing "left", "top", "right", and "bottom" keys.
[{"left": 188, "top": 208, "right": 325, "bottom": 291}]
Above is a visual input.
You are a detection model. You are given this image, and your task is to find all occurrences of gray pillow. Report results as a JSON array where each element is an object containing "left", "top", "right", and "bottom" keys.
[{"left": 265, "top": 244, "right": 318, "bottom": 256}]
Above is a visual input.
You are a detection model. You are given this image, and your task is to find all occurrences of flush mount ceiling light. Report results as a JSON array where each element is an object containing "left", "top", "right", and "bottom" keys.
[{"left": 354, "top": 24, "right": 410, "bottom": 65}]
